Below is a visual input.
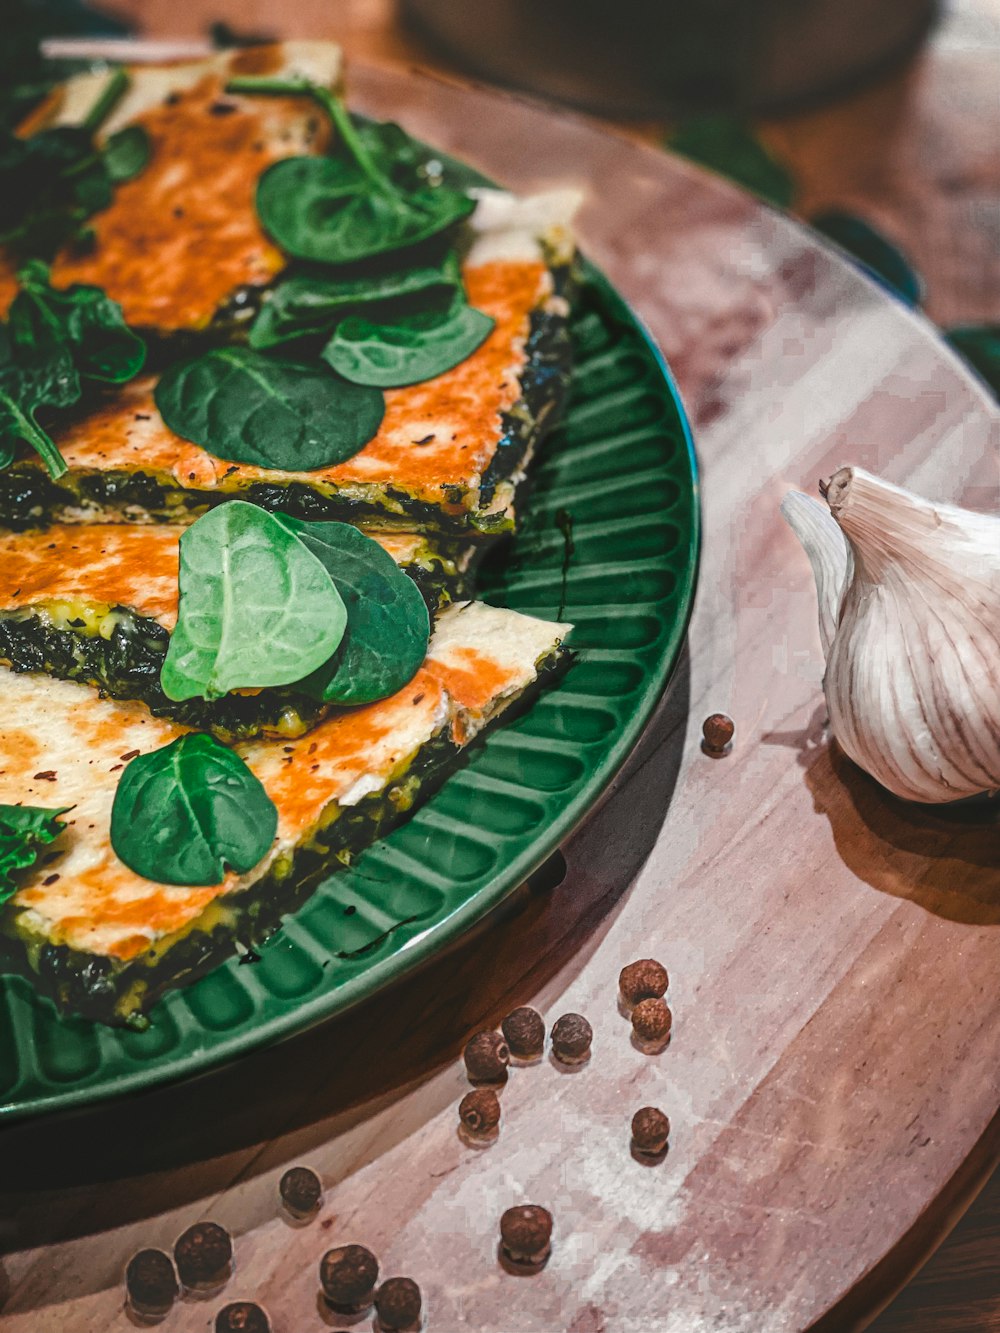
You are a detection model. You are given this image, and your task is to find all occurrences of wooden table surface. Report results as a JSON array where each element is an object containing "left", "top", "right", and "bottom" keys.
[{"left": 2, "top": 2, "right": 999, "bottom": 1330}]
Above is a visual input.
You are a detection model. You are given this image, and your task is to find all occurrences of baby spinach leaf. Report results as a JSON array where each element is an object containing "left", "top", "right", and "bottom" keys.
[
  {"left": 275, "top": 517, "right": 431, "bottom": 705},
  {"left": 160, "top": 501, "right": 347, "bottom": 702},
  {"left": 0, "top": 263, "right": 146, "bottom": 478},
  {"left": 945, "top": 324, "right": 1000, "bottom": 401},
  {"left": 227, "top": 75, "right": 474, "bottom": 264},
  {"left": 0, "top": 803, "right": 70, "bottom": 901},
  {"left": 249, "top": 251, "right": 463, "bottom": 350},
  {"left": 154, "top": 346, "right": 384, "bottom": 471},
  {"left": 0, "top": 68, "right": 140, "bottom": 263},
  {"left": 13, "top": 260, "right": 146, "bottom": 382},
  {"left": 103, "top": 124, "right": 151, "bottom": 184},
  {"left": 110, "top": 734, "right": 277, "bottom": 886},
  {"left": 811, "top": 211, "right": 922, "bottom": 307},
  {"left": 323, "top": 292, "right": 494, "bottom": 388},
  {"left": 255, "top": 154, "right": 473, "bottom": 265},
  {"left": 666, "top": 115, "right": 795, "bottom": 210}
]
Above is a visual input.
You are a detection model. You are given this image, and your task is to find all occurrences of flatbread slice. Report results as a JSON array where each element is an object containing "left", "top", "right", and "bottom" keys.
[
  {"left": 0, "top": 523, "right": 478, "bottom": 739},
  {"left": 0, "top": 600, "right": 569, "bottom": 1024}
]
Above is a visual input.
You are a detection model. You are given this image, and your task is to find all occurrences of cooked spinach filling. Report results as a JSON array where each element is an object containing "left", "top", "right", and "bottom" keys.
[
  {"left": 0, "top": 545, "right": 467, "bottom": 739},
  {"left": 0, "top": 649, "right": 565, "bottom": 1026},
  {"left": 0, "top": 302, "right": 572, "bottom": 534}
]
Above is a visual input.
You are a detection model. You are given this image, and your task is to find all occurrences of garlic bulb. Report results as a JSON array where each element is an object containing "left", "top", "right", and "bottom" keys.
[{"left": 781, "top": 466, "right": 1000, "bottom": 804}]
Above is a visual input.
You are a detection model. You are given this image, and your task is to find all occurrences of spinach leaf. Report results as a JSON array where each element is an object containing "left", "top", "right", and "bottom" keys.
[
  {"left": 0, "top": 263, "right": 146, "bottom": 478},
  {"left": 666, "top": 115, "right": 794, "bottom": 210},
  {"left": 161, "top": 501, "right": 348, "bottom": 702},
  {"left": 0, "top": 803, "right": 70, "bottom": 902},
  {"left": 810, "top": 211, "right": 922, "bottom": 308},
  {"left": 103, "top": 125, "right": 151, "bottom": 184},
  {"left": 323, "top": 291, "right": 494, "bottom": 388},
  {"left": 13, "top": 260, "right": 146, "bottom": 382},
  {"left": 154, "top": 346, "right": 384, "bottom": 471},
  {"left": 0, "top": 68, "right": 148, "bottom": 262},
  {"left": 945, "top": 324, "right": 1000, "bottom": 400},
  {"left": 227, "top": 76, "right": 474, "bottom": 264},
  {"left": 249, "top": 251, "right": 463, "bottom": 350},
  {"left": 255, "top": 154, "right": 474, "bottom": 265},
  {"left": 110, "top": 734, "right": 277, "bottom": 886},
  {"left": 275, "top": 517, "right": 431, "bottom": 705}
]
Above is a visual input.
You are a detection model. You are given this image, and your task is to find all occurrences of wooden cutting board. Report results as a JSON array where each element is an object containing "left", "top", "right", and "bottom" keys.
[{"left": 1, "top": 60, "right": 998, "bottom": 1333}]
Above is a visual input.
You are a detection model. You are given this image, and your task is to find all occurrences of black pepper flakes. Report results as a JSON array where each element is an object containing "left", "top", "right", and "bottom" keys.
[
  {"left": 320, "top": 1244, "right": 379, "bottom": 1313},
  {"left": 215, "top": 1301, "right": 271, "bottom": 1333},
  {"left": 550, "top": 1013, "right": 592, "bottom": 1065},
  {"left": 631, "top": 1106, "right": 671, "bottom": 1156},
  {"left": 462, "top": 1030, "right": 510, "bottom": 1084},
  {"left": 619, "top": 959, "right": 669, "bottom": 1008},
  {"left": 124, "top": 1248, "right": 178, "bottom": 1319},
  {"left": 375, "top": 1276, "right": 422, "bottom": 1330},
  {"left": 499, "top": 1205, "right": 552, "bottom": 1270},
  {"left": 279, "top": 1165, "right": 322, "bottom": 1218},
  {"left": 173, "top": 1221, "right": 232, "bottom": 1290},
  {"left": 501, "top": 1006, "right": 545, "bottom": 1060}
]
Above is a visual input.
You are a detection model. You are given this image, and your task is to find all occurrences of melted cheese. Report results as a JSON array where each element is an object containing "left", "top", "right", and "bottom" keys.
[{"left": 1, "top": 602, "right": 567, "bottom": 960}]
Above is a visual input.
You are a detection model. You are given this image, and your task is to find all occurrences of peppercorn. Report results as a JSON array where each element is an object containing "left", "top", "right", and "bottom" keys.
[
  {"left": 462, "top": 1029, "right": 510, "bottom": 1083},
  {"left": 173, "top": 1221, "right": 233, "bottom": 1290},
  {"left": 499, "top": 1204, "right": 553, "bottom": 1268},
  {"left": 124, "top": 1248, "right": 178, "bottom": 1318},
  {"left": 501, "top": 1006, "right": 546, "bottom": 1060},
  {"left": 631, "top": 997, "right": 672, "bottom": 1047},
  {"left": 279, "top": 1165, "right": 322, "bottom": 1218},
  {"left": 459, "top": 1087, "right": 501, "bottom": 1138},
  {"left": 631, "top": 1106, "right": 671, "bottom": 1156},
  {"left": 375, "top": 1276, "right": 422, "bottom": 1329},
  {"left": 618, "top": 959, "right": 669, "bottom": 1008},
  {"left": 215, "top": 1301, "right": 271, "bottom": 1333},
  {"left": 320, "top": 1244, "right": 379, "bottom": 1313},
  {"left": 702, "top": 712, "right": 735, "bottom": 754},
  {"left": 550, "top": 1012, "right": 592, "bottom": 1064}
]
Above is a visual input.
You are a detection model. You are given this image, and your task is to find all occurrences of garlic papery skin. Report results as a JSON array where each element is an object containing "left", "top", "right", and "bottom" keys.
[{"left": 782, "top": 466, "right": 1000, "bottom": 804}]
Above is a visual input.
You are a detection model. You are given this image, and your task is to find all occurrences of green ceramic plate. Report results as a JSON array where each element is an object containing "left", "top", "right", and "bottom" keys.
[{"left": 0, "top": 258, "right": 699, "bottom": 1125}]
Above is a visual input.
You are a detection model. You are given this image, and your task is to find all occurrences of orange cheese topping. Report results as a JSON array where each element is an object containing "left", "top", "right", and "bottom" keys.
[
  {"left": 0, "top": 525, "right": 181, "bottom": 627},
  {"left": 41, "top": 260, "right": 547, "bottom": 509}
]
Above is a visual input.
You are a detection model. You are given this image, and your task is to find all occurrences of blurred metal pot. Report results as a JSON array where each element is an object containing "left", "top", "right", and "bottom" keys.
[{"left": 401, "top": 0, "right": 939, "bottom": 116}]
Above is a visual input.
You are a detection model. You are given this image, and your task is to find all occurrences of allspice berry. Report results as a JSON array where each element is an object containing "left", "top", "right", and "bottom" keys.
[
  {"left": 320, "top": 1244, "right": 379, "bottom": 1313},
  {"left": 499, "top": 1204, "right": 553, "bottom": 1269},
  {"left": 462, "top": 1030, "right": 510, "bottom": 1083},
  {"left": 631, "top": 997, "right": 672, "bottom": 1046},
  {"left": 501, "top": 1006, "right": 545, "bottom": 1060},
  {"left": 550, "top": 1012, "right": 592, "bottom": 1065},
  {"left": 618, "top": 959, "right": 668, "bottom": 1007},
  {"left": 702, "top": 712, "right": 735, "bottom": 754},
  {"left": 173, "top": 1221, "right": 233, "bottom": 1290},
  {"left": 631, "top": 1106, "right": 671, "bottom": 1156},
  {"left": 459, "top": 1087, "right": 501, "bottom": 1138},
  {"left": 215, "top": 1301, "right": 271, "bottom": 1333},
  {"left": 124, "top": 1248, "right": 178, "bottom": 1319},
  {"left": 375, "top": 1276, "right": 422, "bottom": 1329},
  {"left": 279, "top": 1165, "right": 322, "bottom": 1218}
]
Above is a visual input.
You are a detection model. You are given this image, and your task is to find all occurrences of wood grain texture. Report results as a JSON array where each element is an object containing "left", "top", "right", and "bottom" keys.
[{"left": 2, "top": 10, "right": 1000, "bottom": 1333}]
